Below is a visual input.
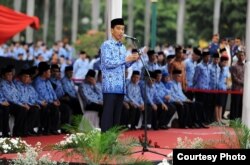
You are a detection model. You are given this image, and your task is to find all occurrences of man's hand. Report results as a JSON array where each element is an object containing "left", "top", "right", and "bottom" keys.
[
  {"left": 53, "top": 100, "right": 60, "bottom": 106},
  {"left": 41, "top": 100, "right": 47, "bottom": 107},
  {"left": 125, "top": 53, "right": 139, "bottom": 62},
  {"left": 152, "top": 104, "right": 157, "bottom": 111},
  {"left": 22, "top": 104, "right": 30, "bottom": 110},
  {"left": 123, "top": 102, "right": 130, "bottom": 109},
  {"left": 98, "top": 101, "right": 103, "bottom": 105},
  {"left": 164, "top": 95, "right": 171, "bottom": 101},
  {"left": 129, "top": 102, "right": 137, "bottom": 109},
  {"left": 139, "top": 104, "right": 144, "bottom": 111},
  {"left": 0, "top": 101, "right": 9, "bottom": 106},
  {"left": 162, "top": 103, "right": 168, "bottom": 111},
  {"left": 176, "top": 101, "right": 183, "bottom": 106},
  {"left": 34, "top": 104, "right": 41, "bottom": 109}
]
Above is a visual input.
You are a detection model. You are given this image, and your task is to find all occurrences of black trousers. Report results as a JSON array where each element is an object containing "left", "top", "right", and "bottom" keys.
[
  {"left": 172, "top": 102, "right": 190, "bottom": 128},
  {"left": 230, "top": 94, "right": 243, "bottom": 120},
  {"left": 9, "top": 103, "right": 28, "bottom": 137},
  {"left": 141, "top": 104, "right": 158, "bottom": 130},
  {"left": 101, "top": 93, "right": 124, "bottom": 132},
  {"left": 40, "top": 103, "right": 60, "bottom": 133},
  {"left": 67, "top": 97, "right": 83, "bottom": 115},
  {"left": 59, "top": 101, "right": 72, "bottom": 127},
  {"left": 120, "top": 104, "right": 130, "bottom": 127},
  {"left": 184, "top": 91, "right": 195, "bottom": 101},
  {"left": 26, "top": 105, "right": 40, "bottom": 133},
  {"left": 183, "top": 101, "right": 205, "bottom": 126},
  {"left": 0, "top": 105, "right": 10, "bottom": 137},
  {"left": 129, "top": 106, "right": 141, "bottom": 129},
  {"left": 195, "top": 92, "right": 214, "bottom": 123}
]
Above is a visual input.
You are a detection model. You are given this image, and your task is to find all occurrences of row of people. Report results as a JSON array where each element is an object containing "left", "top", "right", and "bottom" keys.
[
  {"left": 129, "top": 46, "right": 244, "bottom": 125},
  {"left": 79, "top": 67, "right": 209, "bottom": 131},
  {"left": 0, "top": 62, "right": 82, "bottom": 137}
]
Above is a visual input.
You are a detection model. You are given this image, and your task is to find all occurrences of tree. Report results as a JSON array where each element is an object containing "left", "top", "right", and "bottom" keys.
[
  {"left": 26, "top": 0, "right": 35, "bottom": 43},
  {"left": 43, "top": 0, "right": 50, "bottom": 43},
  {"left": 91, "top": 0, "right": 100, "bottom": 31},
  {"left": 13, "top": 0, "right": 22, "bottom": 41},
  {"left": 177, "top": 0, "right": 186, "bottom": 45},
  {"left": 213, "top": 0, "right": 222, "bottom": 35},
  {"left": 127, "top": 0, "right": 134, "bottom": 45},
  {"left": 55, "top": 0, "right": 63, "bottom": 41},
  {"left": 71, "top": 0, "right": 79, "bottom": 43}
]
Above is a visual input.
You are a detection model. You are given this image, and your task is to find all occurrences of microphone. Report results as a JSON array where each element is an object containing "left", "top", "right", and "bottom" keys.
[{"left": 123, "top": 34, "right": 137, "bottom": 41}]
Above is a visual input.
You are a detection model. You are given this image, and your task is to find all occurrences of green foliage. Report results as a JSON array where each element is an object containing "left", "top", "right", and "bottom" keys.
[
  {"left": 229, "top": 118, "right": 250, "bottom": 149},
  {"left": 54, "top": 115, "right": 152, "bottom": 165},
  {"left": 2, "top": 0, "right": 247, "bottom": 47},
  {"left": 74, "top": 31, "right": 105, "bottom": 57}
]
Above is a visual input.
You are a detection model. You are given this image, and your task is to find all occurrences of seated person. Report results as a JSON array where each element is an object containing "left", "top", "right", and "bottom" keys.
[
  {"left": 170, "top": 69, "right": 208, "bottom": 128},
  {"left": 0, "top": 91, "right": 10, "bottom": 137},
  {"left": 80, "top": 69, "right": 103, "bottom": 122},
  {"left": 126, "top": 71, "right": 144, "bottom": 130},
  {"left": 61, "top": 66, "right": 83, "bottom": 115},
  {"left": 0, "top": 67, "right": 28, "bottom": 137}
]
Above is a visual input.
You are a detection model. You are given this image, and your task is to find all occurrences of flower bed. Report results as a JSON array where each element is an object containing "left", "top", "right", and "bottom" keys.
[{"left": 0, "top": 138, "right": 29, "bottom": 154}]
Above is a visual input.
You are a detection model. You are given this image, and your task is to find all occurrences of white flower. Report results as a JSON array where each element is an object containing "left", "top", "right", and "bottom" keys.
[
  {"left": 158, "top": 158, "right": 171, "bottom": 165},
  {"left": 167, "top": 152, "right": 173, "bottom": 158},
  {"left": 2, "top": 144, "right": 9, "bottom": 149},
  {"left": 10, "top": 139, "right": 18, "bottom": 145}
]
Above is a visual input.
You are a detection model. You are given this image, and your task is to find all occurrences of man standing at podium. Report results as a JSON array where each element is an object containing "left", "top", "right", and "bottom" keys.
[{"left": 100, "top": 18, "right": 139, "bottom": 132}]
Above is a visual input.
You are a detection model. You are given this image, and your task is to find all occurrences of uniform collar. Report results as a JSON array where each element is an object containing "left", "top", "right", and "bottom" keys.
[{"left": 111, "top": 37, "right": 122, "bottom": 46}]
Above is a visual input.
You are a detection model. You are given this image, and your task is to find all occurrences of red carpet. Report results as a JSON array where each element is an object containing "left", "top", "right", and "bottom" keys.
[{"left": 0, "top": 126, "right": 235, "bottom": 164}]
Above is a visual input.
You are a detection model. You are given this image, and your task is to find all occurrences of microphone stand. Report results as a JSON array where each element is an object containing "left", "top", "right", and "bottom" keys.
[{"left": 128, "top": 38, "right": 166, "bottom": 157}]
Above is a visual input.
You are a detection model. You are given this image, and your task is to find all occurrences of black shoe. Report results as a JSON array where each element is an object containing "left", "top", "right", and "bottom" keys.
[
  {"left": 61, "top": 129, "right": 69, "bottom": 134},
  {"left": 159, "top": 125, "right": 169, "bottom": 130},
  {"left": 129, "top": 126, "right": 136, "bottom": 130},
  {"left": 140, "top": 125, "right": 150, "bottom": 130},
  {"left": 50, "top": 131, "right": 60, "bottom": 135},
  {"left": 43, "top": 130, "right": 50, "bottom": 135},
  {"left": 27, "top": 131, "right": 37, "bottom": 136},
  {"left": 193, "top": 123, "right": 201, "bottom": 129},
  {"left": 199, "top": 123, "right": 209, "bottom": 129},
  {"left": 153, "top": 127, "right": 158, "bottom": 130}
]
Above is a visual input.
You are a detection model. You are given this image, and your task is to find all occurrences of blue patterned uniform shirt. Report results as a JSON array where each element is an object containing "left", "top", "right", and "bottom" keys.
[
  {"left": 96, "top": 81, "right": 102, "bottom": 91},
  {"left": 100, "top": 38, "right": 133, "bottom": 94},
  {"left": 0, "top": 80, "right": 22, "bottom": 105},
  {"left": 15, "top": 81, "right": 43, "bottom": 105},
  {"left": 0, "top": 89, "right": 7, "bottom": 103},
  {"left": 193, "top": 61, "right": 211, "bottom": 89},
  {"left": 15, "top": 81, "right": 31, "bottom": 104},
  {"left": 50, "top": 78, "right": 65, "bottom": 98},
  {"left": 184, "top": 58, "right": 197, "bottom": 88},
  {"left": 73, "top": 58, "right": 90, "bottom": 79},
  {"left": 154, "top": 81, "right": 175, "bottom": 102},
  {"left": 33, "top": 76, "right": 58, "bottom": 103},
  {"left": 218, "top": 66, "right": 230, "bottom": 90},
  {"left": 80, "top": 82, "right": 103, "bottom": 104},
  {"left": 146, "top": 62, "right": 160, "bottom": 71},
  {"left": 163, "top": 81, "right": 173, "bottom": 90},
  {"left": 126, "top": 81, "right": 144, "bottom": 107},
  {"left": 27, "top": 84, "right": 44, "bottom": 105},
  {"left": 61, "top": 77, "right": 77, "bottom": 98},
  {"left": 209, "top": 63, "right": 221, "bottom": 90},
  {"left": 170, "top": 80, "right": 188, "bottom": 102},
  {"left": 141, "top": 83, "right": 163, "bottom": 105}
]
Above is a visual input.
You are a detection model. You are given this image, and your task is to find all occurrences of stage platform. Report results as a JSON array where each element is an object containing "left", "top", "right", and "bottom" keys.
[{"left": 0, "top": 126, "right": 233, "bottom": 164}]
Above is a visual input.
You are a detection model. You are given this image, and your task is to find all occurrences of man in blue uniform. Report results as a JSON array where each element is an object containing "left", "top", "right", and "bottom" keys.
[{"left": 100, "top": 18, "right": 139, "bottom": 132}]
